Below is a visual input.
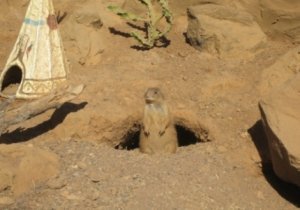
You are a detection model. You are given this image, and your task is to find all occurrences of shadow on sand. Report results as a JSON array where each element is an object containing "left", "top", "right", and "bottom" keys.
[{"left": 0, "top": 102, "right": 87, "bottom": 144}]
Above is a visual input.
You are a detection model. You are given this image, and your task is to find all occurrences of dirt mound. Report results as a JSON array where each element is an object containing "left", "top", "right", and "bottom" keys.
[{"left": 0, "top": 144, "right": 59, "bottom": 198}]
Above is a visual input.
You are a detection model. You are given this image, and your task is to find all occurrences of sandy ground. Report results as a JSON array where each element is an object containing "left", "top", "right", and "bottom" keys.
[{"left": 0, "top": 0, "right": 299, "bottom": 209}]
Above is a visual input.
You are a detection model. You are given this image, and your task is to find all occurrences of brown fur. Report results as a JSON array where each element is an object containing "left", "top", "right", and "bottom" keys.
[{"left": 139, "top": 87, "right": 178, "bottom": 154}]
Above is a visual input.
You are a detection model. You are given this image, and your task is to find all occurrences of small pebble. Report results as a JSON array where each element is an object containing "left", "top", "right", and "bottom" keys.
[{"left": 0, "top": 196, "right": 14, "bottom": 205}]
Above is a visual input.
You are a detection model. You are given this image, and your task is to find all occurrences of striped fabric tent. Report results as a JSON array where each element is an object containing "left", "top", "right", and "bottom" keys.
[{"left": 0, "top": 0, "right": 69, "bottom": 99}]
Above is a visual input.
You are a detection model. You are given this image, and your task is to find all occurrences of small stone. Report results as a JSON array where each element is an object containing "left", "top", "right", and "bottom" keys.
[
  {"left": 205, "top": 145, "right": 214, "bottom": 154},
  {"left": 90, "top": 19, "right": 103, "bottom": 29},
  {"left": 0, "top": 196, "right": 14, "bottom": 205},
  {"left": 217, "top": 146, "right": 227, "bottom": 153},
  {"left": 91, "top": 191, "right": 100, "bottom": 201},
  {"left": 61, "top": 191, "right": 81, "bottom": 200},
  {"left": 78, "top": 161, "right": 87, "bottom": 169},
  {"left": 47, "top": 177, "right": 67, "bottom": 190},
  {"left": 71, "top": 165, "right": 78, "bottom": 169},
  {"left": 251, "top": 154, "right": 260, "bottom": 162},
  {"left": 178, "top": 52, "right": 188, "bottom": 58},
  {"left": 88, "top": 171, "right": 102, "bottom": 183},
  {"left": 132, "top": 174, "right": 139, "bottom": 180},
  {"left": 0, "top": 173, "right": 11, "bottom": 192},
  {"left": 61, "top": 137, "right": 72, "bottom": 142},
  {"left": 240, "top": 131, "right": 249, "bottom": 138},
  {"left": 122, "top": 175, "right": 131, "bottom": 180},
  {"left": 177, "top": 103, "right": 186, "bottom": 109},
  {"left": 79, "top": 57, "right": 86, "bottom": 65},
  {"left": 257, "top": 162, "right": 263, "bottom": 168},
  {"left": 256, "top": 191, "right": 265, "bottom": 200}
]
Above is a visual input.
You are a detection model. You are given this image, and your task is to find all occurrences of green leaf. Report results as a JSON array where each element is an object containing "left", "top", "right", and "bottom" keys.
[{"left": 108, "top": 0, "right": 173, "bottom": 49}]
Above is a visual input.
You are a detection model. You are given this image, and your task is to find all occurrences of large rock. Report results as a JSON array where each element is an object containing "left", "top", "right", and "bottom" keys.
[
  {"left": 54, "top": 0, "right": 104, "bottom": 66},
  {"left": 237, "top": 0, "right": 300, "bottom": 43},
  {"left": 186, "top": 4, "right": 267, "bottom": 59},
  {"left": 259, "top": 0, "right": 300, "bottom": 43},
  {"left": 259, "top": 46, "right": 300, "bottom": 96},
  {"left": 259, "top": 73, "right": 300, "bottom": 187}
]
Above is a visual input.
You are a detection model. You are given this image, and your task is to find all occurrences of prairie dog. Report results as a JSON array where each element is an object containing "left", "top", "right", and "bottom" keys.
[{"left": 139, "top": 87, "right": 178, "bottom": 154}]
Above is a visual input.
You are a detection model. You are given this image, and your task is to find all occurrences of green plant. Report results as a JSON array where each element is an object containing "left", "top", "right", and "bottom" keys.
[{"left": 108, "top": 0, "right": 173, "bottom": 49}]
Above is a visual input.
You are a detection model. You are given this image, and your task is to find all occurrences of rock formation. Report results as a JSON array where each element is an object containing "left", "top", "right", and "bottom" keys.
[
  {"left": 259, "top": 46, "right": 300, "bottom": 96},
  {"left": 259, "top": 73, "right": 300, "bottom": 187},
  {"left": 186, "top": 4, "right": 267, "bottom": 59}
]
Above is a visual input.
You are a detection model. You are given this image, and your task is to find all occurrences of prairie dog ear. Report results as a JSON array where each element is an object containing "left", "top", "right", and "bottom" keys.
[
  {"left": 144, "top": 88, "right": 150, "bottom": 98},
  {"left": 154, "top": 87, "right": 165, "bottom": 100}
]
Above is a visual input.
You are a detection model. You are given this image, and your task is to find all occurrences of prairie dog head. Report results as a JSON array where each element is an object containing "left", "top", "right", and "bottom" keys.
[{"left": 144, "top": 87, "right": 165, "bottom": 104}]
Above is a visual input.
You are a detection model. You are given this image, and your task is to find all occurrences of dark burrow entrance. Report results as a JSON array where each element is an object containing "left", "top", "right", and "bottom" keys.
[
  {"left": 1, "top": 65, "right": 23, "bottom": 96},
  {"left": 115, "top": 123, "right": 210, "bottom": 151}
]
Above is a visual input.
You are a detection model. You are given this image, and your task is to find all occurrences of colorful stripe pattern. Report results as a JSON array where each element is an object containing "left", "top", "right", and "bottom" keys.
[{"left": 24, "top": 18, "right": 45, "bottom": 26}]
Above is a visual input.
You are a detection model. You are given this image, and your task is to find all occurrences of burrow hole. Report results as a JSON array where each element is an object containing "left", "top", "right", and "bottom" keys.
[
  {"left": 1, "top": 65, "right": 23, "bottom": 96},
  {"left": 115, "top": 123, "right": 210, "bottom": 150}
]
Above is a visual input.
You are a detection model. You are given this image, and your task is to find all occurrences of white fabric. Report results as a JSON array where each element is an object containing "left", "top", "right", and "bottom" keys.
[{"left": 0, "top": 0, "right": 68, "bottom": 99}]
